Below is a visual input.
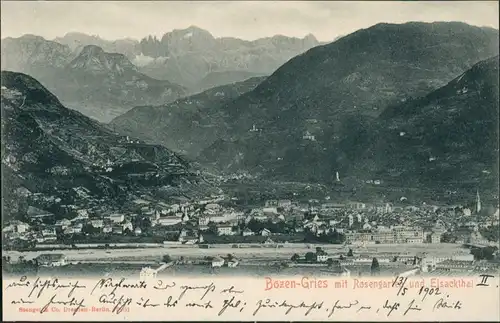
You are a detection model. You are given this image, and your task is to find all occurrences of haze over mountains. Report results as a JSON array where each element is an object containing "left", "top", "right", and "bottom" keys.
[
  {"left": 2, "top": 26, "right": 321, "bottom": 121},
  {"left": 1, "top": 36, "right": 187, "bottom": 122},
  {"left": 55, "top": 26, "right": 321, "bottom": 89},
  {"left": 1, "top": 71, "right": 214, "bottom": 222},
  {"left": 1, "top": 21, "right": 499, "bottom": 204}
]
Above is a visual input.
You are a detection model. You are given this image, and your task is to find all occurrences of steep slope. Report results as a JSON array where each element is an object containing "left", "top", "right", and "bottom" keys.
[
  {"left": 1, "top": 39, "right": 187, "bottom": 122},
  {"left": 193, "top": 70, "right": 267, "bottom": 93},
  {"left": 110, "top": 76, "right": 266, "bottom": 158},
  {"left": 348, "top": 56, "right": 499, "bottom": 193},
  {"left": 1, "top": 71, "right": 212, "bottom": 222},
  {"left": 198, "top": 22, "right": 499, "bottom": 183}
]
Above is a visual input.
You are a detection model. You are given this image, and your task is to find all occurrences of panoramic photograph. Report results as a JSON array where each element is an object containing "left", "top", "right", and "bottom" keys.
[{"left": 1, "top": 1, "right": 499, "bottom": 281}]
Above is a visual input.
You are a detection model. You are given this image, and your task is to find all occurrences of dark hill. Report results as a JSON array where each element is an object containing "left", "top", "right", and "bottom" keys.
[
  {"left": 197, "top": 22, "right": 499, "bottom": 183},
  {"left": 349, "top": 55, "right": 499, "bottom": 194},
  {"left": 110, "top": 76, "right": 266, "bottom": 159},
  {"left": 1, "top": 71, "right": 213, "bottom": 222}
]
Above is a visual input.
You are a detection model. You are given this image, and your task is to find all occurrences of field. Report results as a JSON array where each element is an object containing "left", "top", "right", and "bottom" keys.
[{"left": 3, "top": 243, "right": 469, "bottom": 263}]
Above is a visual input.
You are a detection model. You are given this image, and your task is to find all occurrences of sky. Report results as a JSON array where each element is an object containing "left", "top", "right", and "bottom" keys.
[{"left": 1, "top": 1, "right": 498, "bottom": 42}]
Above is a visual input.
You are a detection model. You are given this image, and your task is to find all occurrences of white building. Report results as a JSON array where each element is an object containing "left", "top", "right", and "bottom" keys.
[
  {"left": 212, "top": 257, "right": 225, "bottom": 268},
  {"left": 108, "top": 214, "right": 125, "bottom": 223},
  {"left": 242, "top": 228, "right": 255, "bottom": 236},
  {"left": 217, "top": 224, "right": 234, "bottom": 236},
  {"left": 157, "top": 216, "right": 182, "bottom": 226},
  {"left": 90, "top": 219, "right": 104, "bottom": 228},
  {"left": 36, "top": 254, "right": 68, "bottom": 267}
]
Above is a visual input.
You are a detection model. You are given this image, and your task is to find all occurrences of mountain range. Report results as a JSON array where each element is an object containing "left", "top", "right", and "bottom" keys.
[
  {"left": 2, "top": 27, "right": 321, "bottom": 121},
  {"left": 195, "top": 22, "right": 499, "bottom": 183},
  {"left": 2, "top": 21, "right": 499, "bottom": 206},
  {"left": 108, "top": 21, "right": 499, "bottom": 199},
  {"left": 134, "top": 26, "right": 321, "bottom": 88},
  {"left": 354, "top": 55, "right": 499, "bottom": 191},
  {"left": 1, "top": 37, "right": 186, "bottom": 122},
  {"left": 1, "top": 71, "right": 214, "bottom": 222},
  {"left": 47, "top": 26, "right": 321, "bottom": 89}
]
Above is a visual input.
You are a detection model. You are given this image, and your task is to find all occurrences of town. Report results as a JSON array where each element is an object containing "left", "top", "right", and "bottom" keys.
[{"left": 3, "top": 186, "right": 499, "bottom": 265}]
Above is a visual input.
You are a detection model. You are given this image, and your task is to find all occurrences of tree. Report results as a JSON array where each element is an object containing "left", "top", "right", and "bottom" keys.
[
  {"left": 371, "top": 257, "right": 380, "bottom": 275},
  {"left": 316, "top": 246, "right": 323, "bottom": 253},
  {"left": 162, "top": 254, "right": 172, "bottom": 263},
  {"left": 305, "top": 252, "right": 316, "bottom": 263},
  {"left": 347, "top": 248, "right": 354, "bottom": 257},
  {"left": 291, "top": 253, "right": 300, "bottom": 262},
  {"left": 226, "top": 254, "right": 234, "bottom": 261}
]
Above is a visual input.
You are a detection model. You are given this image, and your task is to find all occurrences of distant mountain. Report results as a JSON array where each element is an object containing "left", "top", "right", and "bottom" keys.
[
  {"left": 197, "top": 22, "right": 499, "bottom": 183},
  {"left": 349, "top": 55, "right": 499, "bottom": 191},
  {"left": 54, "top": 32, "right": 141, "bottom": 59},
  {"left": 110, "top": 76, "right": 266, "bottom": 159},
  {"left": 1, "top": 71, "right": 213, "bottom": 222},
  {"left": 1, "top": 39, "right": 187, "bottom": 122},
  {"left": 1, "top": 35, "right": 74, "bottom": 72},
  {"left": 134, "top": 26, "right": 320, "bottom": 89}
]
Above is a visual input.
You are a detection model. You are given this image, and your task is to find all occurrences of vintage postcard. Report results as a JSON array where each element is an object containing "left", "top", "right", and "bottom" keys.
[{"left": 1, "top": 0, "right": 499, "bottom": 321}]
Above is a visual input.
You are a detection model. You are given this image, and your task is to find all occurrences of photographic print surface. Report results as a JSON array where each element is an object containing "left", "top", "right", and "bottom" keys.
[{"left": 1, "top": 1, "right": 499, "bottom": 321}]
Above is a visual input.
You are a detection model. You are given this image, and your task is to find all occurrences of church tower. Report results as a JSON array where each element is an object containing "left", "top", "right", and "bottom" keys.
[{"left": 476, "top": 189, "right": 481, "bottom": 214}]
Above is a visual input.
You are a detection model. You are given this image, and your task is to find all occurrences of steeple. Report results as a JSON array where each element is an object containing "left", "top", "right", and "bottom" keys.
[{"left": 476, "top": 189, "right": 481, "bottom": 214}]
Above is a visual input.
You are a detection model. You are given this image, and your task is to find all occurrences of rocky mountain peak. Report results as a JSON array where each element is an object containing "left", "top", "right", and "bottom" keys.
[{"left": 68, "top": 44, "right": 138, "bottom": 74}]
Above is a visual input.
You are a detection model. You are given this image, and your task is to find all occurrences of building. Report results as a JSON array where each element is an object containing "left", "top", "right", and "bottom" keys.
[
  {"left": 476, "top": 190, "right": 482, "bottom": 214},
  {"left": 260, "top": 228, "right": 272, "bottom": 236},
  {"left": 108, "top": 213, "right": 125, "bottom": 223},
  {"left": 349, "top": 202, "right": 367, "bottom": 210},
  {"left": 316, "top": 250, "right": 329, "bottom": 262},
  {"left": 158, "top": 216, "right": 182, "bottom": 226},
  {"left": 278, "top": 200, "right": 292, "bottom": 209},
  {"left": 265, "top": 200, "right": 278, "bottom": 207},
  {"left": 263, "top": 207, "right": 278, "bottom": 215},
  {"left": 436, "top": 260, "right": 475, "bottom": 271},
  {"left": 242, "top": 228, "right": 255, "bottom": 236},
  {"left": 90, "top": 219, "right": 104, "bottom": 228},
  {"left": 122, "top": 221, "right": 133, "bottom": 231},
  {"left": 321, "top": 203, "right": 345, "bottom": 211},
  {"left": 36, "top": 254, "right": 68, "bottom": 267},
  {"left": 372, "top": 203, "right": 393, "bottom": 214},
  {"left": 55, "top": 219, "right": 71, "bottom": 229},
  {"left": 216, "top": 223, "right": 234, "bottom": 236},
  {"left": 75, "top": 209, "right": 90, "bottom": 220},
  {"left": 41, "top": 227, "right": 56, "bottom": 237},
  {"left": 430, "top": 232, "right": 442, "bottom": 244},
  {"left": 212, "top": 257, "right": 225, "bottom": 268},
  {"left": 303, "top": 131, "right": 316, "bottom": 141}
]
